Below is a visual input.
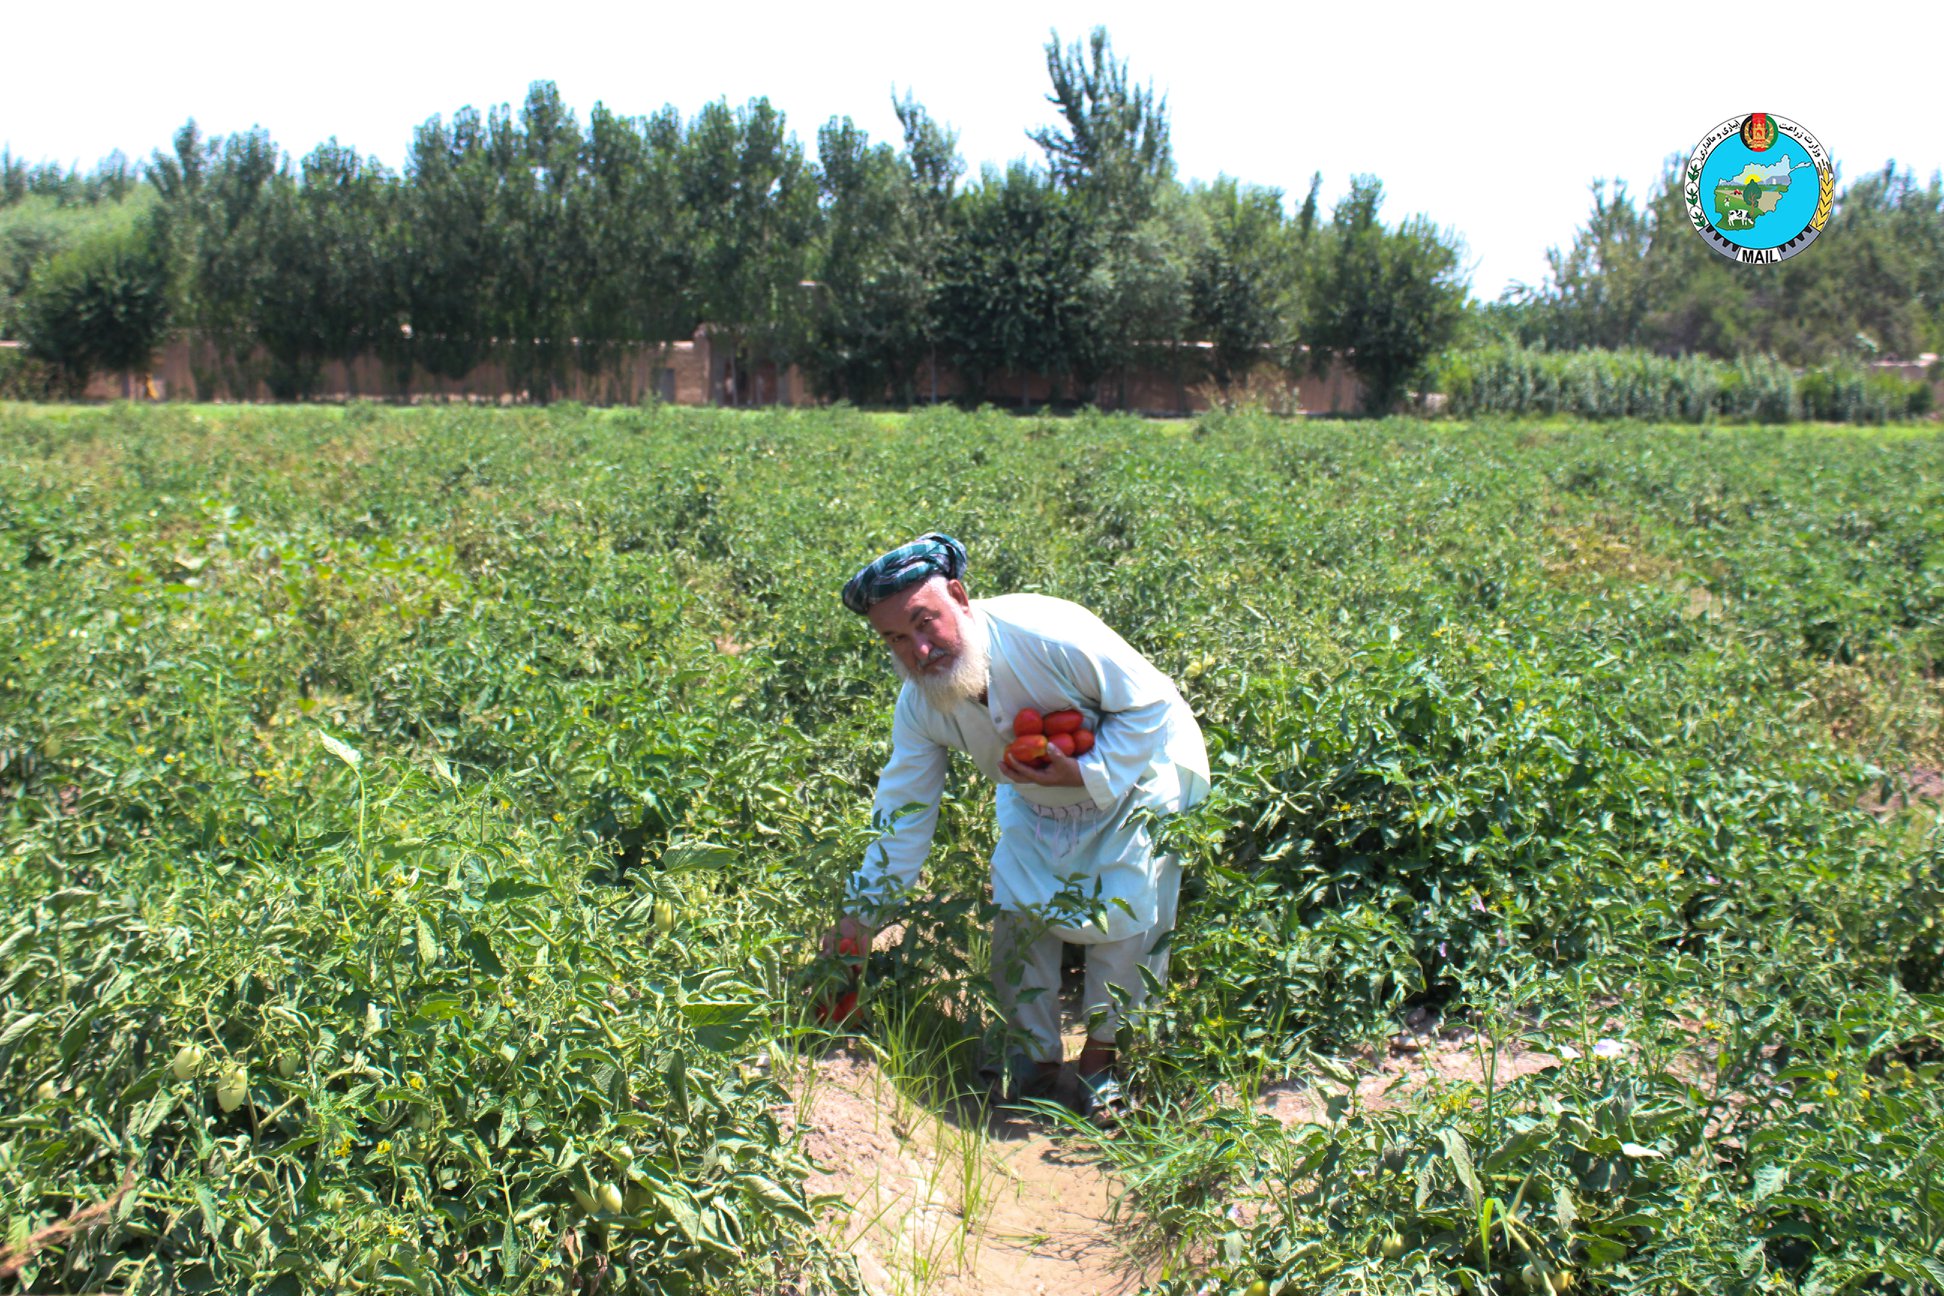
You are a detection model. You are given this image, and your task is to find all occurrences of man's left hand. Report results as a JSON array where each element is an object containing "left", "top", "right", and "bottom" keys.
[{"left": 1001, "top": 746, "right": 1087, "bottom": 788}]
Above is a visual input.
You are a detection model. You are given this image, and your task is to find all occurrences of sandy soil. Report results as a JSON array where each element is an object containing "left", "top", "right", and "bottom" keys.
[
  {"left": 781, "top": 999, "right": 1587, "bottom": 1296},
  {"left": 786, "top": 1041, "right": 1152, "bottom": 1296}
]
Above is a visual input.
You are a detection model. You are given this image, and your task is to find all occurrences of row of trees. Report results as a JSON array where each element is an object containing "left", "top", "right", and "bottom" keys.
[
  {"left": 1, "top": 30, "right": 1469, "bottom": 411},
  {"left": 1493, "top": 164, "right": 1944, "bottom": 365}
]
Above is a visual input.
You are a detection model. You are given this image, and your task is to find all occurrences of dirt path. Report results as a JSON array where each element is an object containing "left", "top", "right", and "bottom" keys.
[
  {"left": 783, "top": 1006, "right": 1585, "bottom": 1294},
  {"left": 789, "top": 1042, "right": 1152, "bottom": 1296}
]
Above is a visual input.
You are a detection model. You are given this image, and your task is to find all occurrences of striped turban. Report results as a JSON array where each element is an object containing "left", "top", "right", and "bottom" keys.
[{"left": 841, "top": 533, "right": 968, "bottom": 615}]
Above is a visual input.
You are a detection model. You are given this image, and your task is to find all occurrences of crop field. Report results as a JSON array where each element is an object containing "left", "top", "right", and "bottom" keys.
[{"left": 2, "top": 401, "right": 1943, "bottom": 1296}]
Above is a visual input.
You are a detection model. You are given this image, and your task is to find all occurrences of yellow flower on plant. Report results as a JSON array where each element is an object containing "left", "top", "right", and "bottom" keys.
[
  {"left": 408, "top": 1074, "right": 424, "bottom": 1090},
  {"left": 375, "top": 1139, "right": 392, "bottom": 1156}
]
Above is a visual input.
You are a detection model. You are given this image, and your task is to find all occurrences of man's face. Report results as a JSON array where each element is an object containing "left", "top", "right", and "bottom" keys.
[{"left": 867, "top": 576, "right": 973, "bottom": 681}]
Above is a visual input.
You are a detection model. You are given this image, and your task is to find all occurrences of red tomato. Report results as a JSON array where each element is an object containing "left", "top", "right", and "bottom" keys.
[
  {"left": 1044, "top": 710, "right": 1084, "bottom": 736},
  {"left": 1014, "top": 708, "right": 1044, "bottom": 737},
  {"left": 837, "top": 936, "right": 862, "bottom": 959},
  {"left": 1070, "top": 729, "right": 1095, "bottom": 756},
  {"left": 1048, "top": 731, "right": 1078, "bottom": 757},
  {"left": 1006, "top": 734, "right": 1052, "bottom": 768},
  {"left": 815, "top": 990, "right": 859, "bottom": 1026}
]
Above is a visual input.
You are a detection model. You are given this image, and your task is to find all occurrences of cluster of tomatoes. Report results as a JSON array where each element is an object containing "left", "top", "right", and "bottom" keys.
[
  {"left": 812, "top": 935, "right": 863, "bottom": 1026},
  {"left": 1003, "top": 708, "right": 1095, "bottom": 769}
]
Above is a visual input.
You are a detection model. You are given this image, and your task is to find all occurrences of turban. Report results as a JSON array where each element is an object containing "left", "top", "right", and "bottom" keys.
[{"left": 841, "top": 533, "right": 967, "bottom": 615}]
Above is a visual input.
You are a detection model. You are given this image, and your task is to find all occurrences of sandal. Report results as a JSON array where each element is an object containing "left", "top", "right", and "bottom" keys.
[{"left": 1075, "top": 1070, "right": 1132, "bottom": 1126}]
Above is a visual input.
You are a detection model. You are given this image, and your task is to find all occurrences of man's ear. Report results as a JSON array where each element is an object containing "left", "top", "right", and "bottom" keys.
[{"left": 944, "top": 578, "right": 971, "bottom": 609}]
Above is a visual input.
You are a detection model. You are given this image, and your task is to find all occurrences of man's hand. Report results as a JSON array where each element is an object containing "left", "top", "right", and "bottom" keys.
[
  {"left": 821, "top": 913, "right": 874, "bottom": 959},
  {"left": 1000, "top": 745, "right": 1087, "bottom": 789}
]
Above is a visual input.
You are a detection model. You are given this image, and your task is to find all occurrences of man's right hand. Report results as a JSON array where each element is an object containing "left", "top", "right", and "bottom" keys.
[{"left": 822, "top": 913, "right": 873, "bottom": 960}]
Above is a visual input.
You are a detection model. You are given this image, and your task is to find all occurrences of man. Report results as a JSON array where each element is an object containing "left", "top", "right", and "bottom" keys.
[{"left": 826, "top": 533, "right": 1209, "bottom": 1116}]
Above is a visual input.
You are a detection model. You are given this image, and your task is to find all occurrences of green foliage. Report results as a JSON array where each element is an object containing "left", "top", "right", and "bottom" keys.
[
  {"left": 0, "top": 192, "right": 159, "bottom": 343},
  {"left": 1436, "top": 345, "right": 1933, "bottom": 424},
  {"left": 801, "top": 116, "right": 934, "bottom": 402},
  {"left": 937, "top": 164, "right": 1102, "bottom": 403},
  {"left": 1306, "top": 176, "right": 1469, "bottom": 414},
  {"left": 1187, "top": 179, "right": 1300, "bottom": 394},
  {"left": 2, "top": 398, "right": 1939, "bottom": 1295},
  {"left": 17, "top": 215, "right": 170, "bottom": 391},
  {"left": 1506, "top": 161, "right": 1944, "bottom": 365},
  {"left": 1029, "top": 26, "right": 1174, "bottom": 227}
]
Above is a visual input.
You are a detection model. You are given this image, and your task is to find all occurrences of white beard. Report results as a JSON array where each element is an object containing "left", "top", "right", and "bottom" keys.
[{"left": 893, "top": 607, "right": 991, "bottom": 713}]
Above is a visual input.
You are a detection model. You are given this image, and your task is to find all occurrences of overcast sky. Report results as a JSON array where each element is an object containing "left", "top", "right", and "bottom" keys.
[{"left": 6, "top": 0, "right": 1937, "bottom": 299}]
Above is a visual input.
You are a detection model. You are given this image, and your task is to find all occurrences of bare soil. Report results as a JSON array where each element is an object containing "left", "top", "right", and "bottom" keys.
[
  {"left": 786, "top": 1042, "right": 1153, "bottom": 1296},
  {"left": 781, "top": 1002, "right": 1589, "bottom": 1295}
]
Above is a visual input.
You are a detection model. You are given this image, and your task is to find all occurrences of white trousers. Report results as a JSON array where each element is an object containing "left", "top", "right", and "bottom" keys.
[{"left": 989, "top": 856, "right": 1181, "bottom": 1063}]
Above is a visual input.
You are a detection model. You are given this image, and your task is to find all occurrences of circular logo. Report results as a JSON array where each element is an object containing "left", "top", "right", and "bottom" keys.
[{"left": 1683, "top": 112, "right": 1833, "bottom": 264}]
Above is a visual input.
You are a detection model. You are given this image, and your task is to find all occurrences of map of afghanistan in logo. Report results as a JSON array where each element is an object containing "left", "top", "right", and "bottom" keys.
[{"left": 1684, "top": 113, "right": 1833, "bottom": 264}]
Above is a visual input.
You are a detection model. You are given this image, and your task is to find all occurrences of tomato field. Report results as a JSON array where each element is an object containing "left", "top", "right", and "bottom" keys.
[{"left": 3, "top": 401, "right": 1942, "bottom": 1295}]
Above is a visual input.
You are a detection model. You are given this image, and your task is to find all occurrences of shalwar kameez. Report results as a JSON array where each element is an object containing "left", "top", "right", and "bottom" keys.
[{"left": 847, "top": 591, "right": 1210, "bottom": 1065}]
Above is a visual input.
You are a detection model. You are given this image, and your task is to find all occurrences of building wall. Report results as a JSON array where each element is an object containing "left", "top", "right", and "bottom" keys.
[{"left": 64, "top": 327, "right": 1373, "bottom": 414}]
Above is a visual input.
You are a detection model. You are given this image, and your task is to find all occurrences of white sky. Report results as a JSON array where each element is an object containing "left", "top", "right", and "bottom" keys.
[{"left": 6, "top": 0, "right": 1938, "bottom": 299}]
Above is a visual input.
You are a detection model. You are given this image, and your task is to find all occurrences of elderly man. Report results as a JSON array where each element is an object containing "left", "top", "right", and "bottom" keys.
[{"left": 826, "top": 533, "right": 1208, "bottom": 1115}]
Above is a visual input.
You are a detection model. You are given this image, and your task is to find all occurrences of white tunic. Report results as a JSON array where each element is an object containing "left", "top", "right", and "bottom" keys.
[{"left": 849, "top": 594, "right": 1211, "bottom": 943}]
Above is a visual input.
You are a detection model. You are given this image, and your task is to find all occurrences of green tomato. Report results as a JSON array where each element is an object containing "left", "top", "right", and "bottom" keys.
[
  {"left": 1380, "top": 1232, "right": 1406, "bottom": 1260},
  {"left": 596, "top": 1182, "right": 625, "bottom": 1215},
  {"left": 170, "top": 1044, "right": 205, "bottom": 1081},
  {"left": 1243, "top": 1282, "right": 1270, "bottom": 1296},
  {"left": 35, "top": 1080, "right": 58, "bottom": 1103},
  {"left": 215, "top": 1065, "right": 249, "bottom": 1112},
  {"left": 653, "top": 900, "right": 676, "bottom": 935},
  {"left": 1521, "top": 1263, "right": 1547, "bottom": 1292},
  {"left": 276, "top": 1052, "right": 299, "bottom": 1079}
]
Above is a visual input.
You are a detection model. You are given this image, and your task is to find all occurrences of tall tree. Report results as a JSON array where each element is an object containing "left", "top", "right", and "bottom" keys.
[
  {"left": 242, "top": 142, "right": 400, "bottom": 398},
  {"left": 399, "top": 107, "right": 499, "bottom": 382},
  {"left": 149, "top": 122, "right": 286, "bottom": 386},
  {"left": 1029, "top": 26, "right": 1172, "bottom": 229},
  {"left": 1507, "top": 180, "right": 1655, "bottom": 351},
  {"left": 1188, "top": 178, "right": 1297, "bottom": 395},
  {"left": 893, "top": 91, "right": 963, "bottom": 401},
  {"left": 938, "top": 163, "right": 1100, "bottom": 406},
  {"left": 1305, "top": 176, "right": 1468, "bottom": 414},
  {"left": 680, "top": 98, "right": 819, "bottom": 402},
  {"left": 19, "top": 214, "right": 171, "bottom": 395},
  {"left": 805, "top": 116, "right": 930, "bottom": 402},
  {"left": 1089, "top": 191, "right": 1199, "bottom": 408},
  {"left": 484, "top": 82, "right": 591, "bottom": 400},
  {"left": 579, "top": 102, "right": 696, "bottom": 383}
]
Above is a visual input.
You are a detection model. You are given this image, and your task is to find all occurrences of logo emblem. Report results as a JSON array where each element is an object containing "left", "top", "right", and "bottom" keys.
[{"left": 1683, "top": 113, "right": 1833, "bottom": 264}]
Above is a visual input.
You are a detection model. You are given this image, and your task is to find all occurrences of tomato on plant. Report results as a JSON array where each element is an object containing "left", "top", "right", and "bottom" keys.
[
  {"left": 814, "top": 989, "right": 859, "bottom": 1026},
  {"left": 215, "top": 1065, "right": 249, "bottom": 1113},
  {"left": 169, "top": 1044, "right": 205, "bottom": 1081}
]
